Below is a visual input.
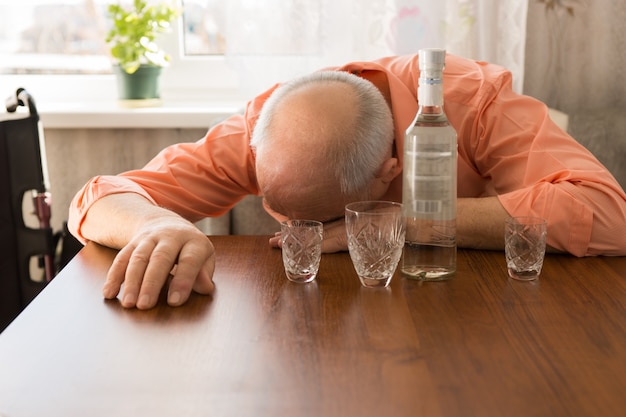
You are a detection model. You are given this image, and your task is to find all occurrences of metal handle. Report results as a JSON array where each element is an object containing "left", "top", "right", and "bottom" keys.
[{"left": 5, "top": 87, "right": 39, "bottom": 117}]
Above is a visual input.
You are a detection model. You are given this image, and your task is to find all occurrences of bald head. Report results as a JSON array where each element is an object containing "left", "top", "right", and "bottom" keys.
[{"left": 252, "top": 70, "right": 395, "bottom": 221}]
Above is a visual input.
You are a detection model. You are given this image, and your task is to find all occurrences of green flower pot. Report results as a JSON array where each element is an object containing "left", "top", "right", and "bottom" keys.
[{"left": 113, "top": 64, "right": 163, "bottom": 107}]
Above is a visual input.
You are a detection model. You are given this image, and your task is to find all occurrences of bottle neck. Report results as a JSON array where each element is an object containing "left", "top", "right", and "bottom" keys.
[
  {"left": 418, "top": 103, "right": 444, "bottom": 115},
  {"left": 417, "top": 72, "right": 444, "bottom": 112}
]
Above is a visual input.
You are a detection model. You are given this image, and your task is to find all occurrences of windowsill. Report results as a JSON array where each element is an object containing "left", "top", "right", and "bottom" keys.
[
  {"left": 35, "top": 99, "right": 245, "bottom": 129},
  {"left": 1, "top": 55, "right": 247, "bottom": 129}
]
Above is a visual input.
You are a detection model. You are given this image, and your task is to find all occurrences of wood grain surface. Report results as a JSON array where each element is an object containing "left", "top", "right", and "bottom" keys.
[{"left": 1, "top": 236, "right": 625, "bottom": 417}]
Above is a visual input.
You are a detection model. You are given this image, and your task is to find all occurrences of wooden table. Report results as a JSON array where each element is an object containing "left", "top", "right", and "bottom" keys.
[{"left": 1, "top": 236, "right": 625, "bottom": 417}]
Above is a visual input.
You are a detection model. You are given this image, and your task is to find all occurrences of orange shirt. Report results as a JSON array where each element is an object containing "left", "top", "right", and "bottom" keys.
[{"left": 69, "top": 54, "right": 626, "bottom": 256}]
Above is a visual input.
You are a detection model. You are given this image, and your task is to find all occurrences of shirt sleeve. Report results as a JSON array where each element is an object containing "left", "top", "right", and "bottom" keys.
[
  {"left": 466, "top": 65, "right": 626, "bottom": 256},
  {"left": 68, "top": 89, "right": 277, "bottom": 242},
  {"left": 367, "top": 54, "right": 626, "bottom": 256}
]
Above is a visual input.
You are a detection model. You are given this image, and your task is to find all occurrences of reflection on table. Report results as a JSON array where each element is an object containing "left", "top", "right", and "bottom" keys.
[{"left": 1, "top": 235, "right": 625, "bottom": 417}]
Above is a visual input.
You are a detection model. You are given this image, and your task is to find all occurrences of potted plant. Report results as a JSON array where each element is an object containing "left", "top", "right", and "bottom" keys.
[{"left": 105, "top": 0, "right": 180, "bottom": 106}]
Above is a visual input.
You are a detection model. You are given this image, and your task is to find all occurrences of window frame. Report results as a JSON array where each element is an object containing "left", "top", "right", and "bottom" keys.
[{"left": 0, "top": 8, "right": 241, "bottom": 105}]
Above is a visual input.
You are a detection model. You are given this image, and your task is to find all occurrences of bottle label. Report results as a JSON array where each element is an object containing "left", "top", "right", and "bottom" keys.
[
  {"left": 412, "top": 199, "right": 443, "bottom": 214},
  {"left": 418, "top": 82, "right": 443, "bottom": 107},
  {"left": 420, "top": 77, "right": 442, "bottom": 86}
]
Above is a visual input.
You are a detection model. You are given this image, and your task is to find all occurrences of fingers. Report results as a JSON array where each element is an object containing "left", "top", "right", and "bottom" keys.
[
  {"left": 103, "top": 243, "right": 134, "bottom": 300},
  {"left": 135, "top": 240, "right": 180, "bottom": 309},
  {"left": 166, "top": 240, "right": 216, "bottom": 306},
  {"left": 103, "top": 231, "right": 215, "bottom": 309},
  {"left": 268, "top": 223, "right": 348, "bottom": 253},
  {"left": 321, "top": 219, "right": 348, "bottom": 253},
  {"left": 192, "top": 255, "right": 216, "bottom": 295},
  {"left": 105, "top": 239, "right": 173, "bottom": 309},
  {"left": 269, "top": 232, "right": 282, "bottom": 248}
]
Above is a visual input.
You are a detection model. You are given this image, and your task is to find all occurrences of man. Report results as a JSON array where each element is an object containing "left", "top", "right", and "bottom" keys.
[{"left": 69, "top": 54, "right": 626, "bottom": 310}]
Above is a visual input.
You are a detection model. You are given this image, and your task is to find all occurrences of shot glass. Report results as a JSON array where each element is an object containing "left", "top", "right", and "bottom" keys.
[
  {"left": 281, "top": 220, "right": 323, "bottom": 283},
  {"left": 345, "top": 201, "right": 406, "bottom": 288},
  {"left": 504, "top": 216, "right": 547, "bottom": 281}
]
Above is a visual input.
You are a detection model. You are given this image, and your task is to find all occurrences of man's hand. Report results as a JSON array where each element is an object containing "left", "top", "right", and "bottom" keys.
[
  {"left": 103, "top": 218, "right": 215, "bottom": 309},
  {"left": 78, "top": 193, "right": 215, "bottom": 309}
]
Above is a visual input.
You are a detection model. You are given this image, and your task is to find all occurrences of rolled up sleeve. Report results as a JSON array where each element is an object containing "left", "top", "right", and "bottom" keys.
[
  {"left": 68, "top": 175, "right": 157, "bottom": 243},
  {"left": 471, "top": 70, "right": 626, "bottom": 256}
]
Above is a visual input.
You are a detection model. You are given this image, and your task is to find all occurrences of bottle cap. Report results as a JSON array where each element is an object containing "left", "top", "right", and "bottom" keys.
[{"left": 419, "top": 48, "right": 446, "bottom": 70}]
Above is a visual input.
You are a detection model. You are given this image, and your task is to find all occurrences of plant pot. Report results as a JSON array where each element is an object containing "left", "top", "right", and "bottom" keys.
[{"left": 113, "top": 64, "right": 163, "bottom": 107}]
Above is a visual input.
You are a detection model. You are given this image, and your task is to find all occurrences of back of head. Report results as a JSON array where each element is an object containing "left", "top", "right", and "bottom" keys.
[{"left": 252, "top": 70, "right": 394, "bottom": 199}]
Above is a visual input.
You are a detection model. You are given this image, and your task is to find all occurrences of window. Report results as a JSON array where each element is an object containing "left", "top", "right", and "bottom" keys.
[
  {"left": 0, "top": 1, "right": 110, "bottom": 75},
  {"left": 181, "top": 0, "right": 226, "bottom": 56},
  {"left": 0, "top": 1, "right": 529, "bottom": 105},
  {"left": 0, "top": 1, "right": 238, "bottom": 104}
]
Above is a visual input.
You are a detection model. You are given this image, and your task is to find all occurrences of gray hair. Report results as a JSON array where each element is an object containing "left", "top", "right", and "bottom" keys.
[{"left": 251, "top": 70, "right": 394, "bottom": 197}]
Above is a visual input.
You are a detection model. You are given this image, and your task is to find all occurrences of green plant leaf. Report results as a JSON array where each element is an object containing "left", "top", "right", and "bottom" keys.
[{"left": 105, "top": 0, "right": 180, "bottom": 73}]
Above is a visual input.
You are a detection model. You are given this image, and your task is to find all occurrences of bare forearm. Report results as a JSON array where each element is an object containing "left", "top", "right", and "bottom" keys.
[
  {"left": 457, "top": 197, "right": 510, "bottom": 250},
  {"left": 81, "top": 193, "right": 186, "bottom": 250}
]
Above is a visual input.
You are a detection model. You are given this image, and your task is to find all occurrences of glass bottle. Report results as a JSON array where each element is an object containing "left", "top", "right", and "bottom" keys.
[{"left": 401, "top": 48, "right": 457, "bottom": 280}]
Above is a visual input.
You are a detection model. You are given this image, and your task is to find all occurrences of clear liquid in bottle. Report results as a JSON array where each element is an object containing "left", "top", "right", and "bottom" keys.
[{"left": 401, "top": 49, "right": 457, "bottom": 281}]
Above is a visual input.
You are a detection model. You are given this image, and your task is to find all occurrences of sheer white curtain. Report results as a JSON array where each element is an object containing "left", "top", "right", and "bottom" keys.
[{"left": 224, "top": 0, "right": 528, "bottom": 96}]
